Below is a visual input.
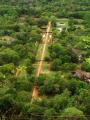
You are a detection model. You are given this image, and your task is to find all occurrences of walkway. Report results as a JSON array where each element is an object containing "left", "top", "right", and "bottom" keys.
[
  {"left": 37, "top": 21, "right": 51, "bottom": 77},
  {"left": 32, "top": 21, "right": 51, "bottom": 99}
]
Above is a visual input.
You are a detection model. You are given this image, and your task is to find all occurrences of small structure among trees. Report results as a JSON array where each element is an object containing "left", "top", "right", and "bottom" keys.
[{"left": 73, "top": 69, "right": 90, "bottom": 83}]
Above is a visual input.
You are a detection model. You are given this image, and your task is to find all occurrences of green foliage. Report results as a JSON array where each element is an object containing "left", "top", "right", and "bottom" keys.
[
  {"left": 30, "top": 29, "right": 42, "bottom": 42},
  {"left": 82, "top": 57, "right": 90, "bottom": 72},
  {"left": 43, "top": 108, "right": 57, "bottom": 120},
  {"left": 52, "top": 90, "right": 70, "bottom": 112},
  {"left": 62, "top": 107, "right": 87, "bottom": 120},
  {"left": 0, "top": 0, "right": 90, "bottom": 119},
  {"left": 51, "top": 58, "right": 62, "bottom": 71},
  {"left": 0, "top": 48, "right": 20, "bottom": 65},
  {"left": 0, "top": 63, "right": 15, "bottom": 74}
]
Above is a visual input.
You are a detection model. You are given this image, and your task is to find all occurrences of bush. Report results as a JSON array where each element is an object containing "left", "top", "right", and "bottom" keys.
[
  {"left": 82, "top": 58, "right": 90, "bottom": 72},
  {"left": 0, "top": 48, "right": 20, "bottom": 65},
  {"left": 51, "top": 59, "right": 62, "bottom": 71},
  {"left": 62, "top": 107, "right": 87, "bottom": 120},
  {"left": 82, "top": 62, "right": 90, "bottom": 72}
]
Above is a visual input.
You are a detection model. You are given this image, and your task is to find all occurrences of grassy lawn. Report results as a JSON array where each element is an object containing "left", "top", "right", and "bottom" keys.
[
  {"left": 35, "top": 42, "right": 51, "bottom": 75},
  {"left": 36, "top": 44, "right": 49, "bottom": 61},
  {"left": 36, "top": 44, "right": 44, "bottom": 61},
  {"left": 33, "top": 62, "right": 38, "bottom": 75},
  {"left": 42, "top": 62, "right": 50, "bottom": 73}
]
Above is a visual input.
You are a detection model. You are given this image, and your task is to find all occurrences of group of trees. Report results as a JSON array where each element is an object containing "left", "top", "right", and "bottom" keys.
[
  {"left": 0, "top": 0, "right": 90, "bottom": 120},
  {"left": 48, "top": 43, "right": 74, "bottom": 71},
  {"left": 0, "top": 1, "right": 43, "bottom": 118}
]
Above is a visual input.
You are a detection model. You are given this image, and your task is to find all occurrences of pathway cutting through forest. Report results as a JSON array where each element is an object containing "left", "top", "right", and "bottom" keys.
[
  {"left": 36, "top": 21, "right": 51, "bottom": 77},
  {"left": 32, "top": 21, "right": 51, "bottom": 99}
]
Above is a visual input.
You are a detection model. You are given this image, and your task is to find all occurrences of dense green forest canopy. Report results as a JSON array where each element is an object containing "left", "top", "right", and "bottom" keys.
[{"left": 0, "top": 0, "right": 90, "bottom": 120}]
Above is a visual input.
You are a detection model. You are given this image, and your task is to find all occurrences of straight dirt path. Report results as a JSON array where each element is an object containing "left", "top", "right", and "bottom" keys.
[
  {"left": 32, "top": 21, "right": 51, "bottom": 99},
  {"left": 36, "top": 21, "right": 51, "bottom": 77}
]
